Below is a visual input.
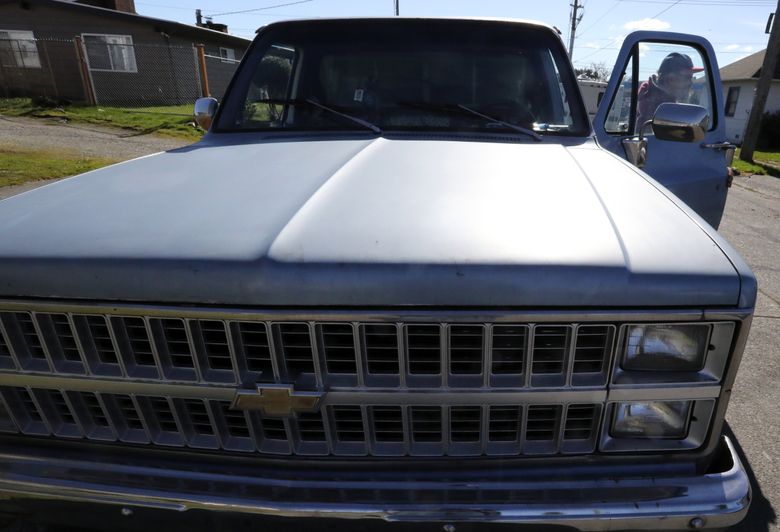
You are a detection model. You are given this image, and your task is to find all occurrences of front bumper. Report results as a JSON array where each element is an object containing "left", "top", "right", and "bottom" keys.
[{"left": 0, "top": 436, "right": 750, "bottom": 531}]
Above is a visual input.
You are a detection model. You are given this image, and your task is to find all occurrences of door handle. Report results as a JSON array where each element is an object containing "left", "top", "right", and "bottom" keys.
[
  {"left": 701, "top": 141, "right": 736, "bottom": 150},
  {"left": 701, "top": 141, "right": 737, "bottom": 166}
]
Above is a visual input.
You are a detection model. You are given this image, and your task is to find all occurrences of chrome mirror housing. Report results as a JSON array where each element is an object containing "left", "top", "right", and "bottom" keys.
[
  {"left": 651, "top": 103, "right": 709, "bottom": 143},
  {"left": 194, "top": 97, "right": 218, "bottom": 131}
]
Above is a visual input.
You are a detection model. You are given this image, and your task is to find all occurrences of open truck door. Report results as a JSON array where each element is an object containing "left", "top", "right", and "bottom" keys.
[{"left": 593, "top": 31, "right": 735, "bottom": 229}]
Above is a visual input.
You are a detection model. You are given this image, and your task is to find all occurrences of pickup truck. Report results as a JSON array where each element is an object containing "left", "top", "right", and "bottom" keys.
[{"left": 0, "top": 17, "right": 754, "bottom": 532}]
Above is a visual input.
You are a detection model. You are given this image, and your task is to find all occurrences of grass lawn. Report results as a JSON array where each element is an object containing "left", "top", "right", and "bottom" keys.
[
  {"left": 0, "top": 98, "right": 203, "bottom": 140},
  {"left": 733, "top": 148, "right": 780, "bottom": 177},
  {"left": 0, "top": 144, "right": 117, "bottom": 187}
]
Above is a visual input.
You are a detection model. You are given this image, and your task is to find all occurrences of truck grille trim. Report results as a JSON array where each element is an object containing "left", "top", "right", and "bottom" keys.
[
  {"left": 0, "top": 312, "right": 616, "bottom": 388},
  {"left": 0, "top": 386, "right": 603, "bottom": 457}
]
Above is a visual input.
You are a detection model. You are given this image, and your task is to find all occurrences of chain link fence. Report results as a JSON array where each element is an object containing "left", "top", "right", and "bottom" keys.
[
  {"left": 0, "top": 37, "right": 85, "bottom": 102},
  {"left": 0, "top": 36, "right": 242, "bottom": 116}
]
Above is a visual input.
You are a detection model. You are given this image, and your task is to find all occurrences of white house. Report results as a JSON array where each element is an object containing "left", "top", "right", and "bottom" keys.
[{"left": 720, "top": 49, "right": 780, "bottom": 144}]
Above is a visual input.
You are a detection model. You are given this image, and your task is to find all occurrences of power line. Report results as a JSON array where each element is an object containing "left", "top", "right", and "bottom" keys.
[
  {"left": 577, "top": 1, "right": 621, "bottom": 38},
  {"left": 205, "top": 0, "right": 314, "bottom": 18},
  {"left": 617, "top": 0, "right": 773, "bottom": 4}
]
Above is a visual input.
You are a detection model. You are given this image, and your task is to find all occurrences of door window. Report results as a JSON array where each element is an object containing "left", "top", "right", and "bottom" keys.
[{"left": 604, "top": 42, "right": 713, "bottom": 136}]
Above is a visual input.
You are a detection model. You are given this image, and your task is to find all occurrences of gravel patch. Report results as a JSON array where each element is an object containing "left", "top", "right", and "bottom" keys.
[{"left": 0, "top": 114, "right": 193, "bottom": 160}]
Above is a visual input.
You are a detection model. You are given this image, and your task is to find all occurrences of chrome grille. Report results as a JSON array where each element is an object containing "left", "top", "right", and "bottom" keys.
[
  {"left": 0, "top": 313, "right": 616, "bottom": 389},
  {"left": 0, "top": 305, "right": 636, "bottom": 458},
  {"left": 0, "top": 387, "right": 604, "bottom": 457}
]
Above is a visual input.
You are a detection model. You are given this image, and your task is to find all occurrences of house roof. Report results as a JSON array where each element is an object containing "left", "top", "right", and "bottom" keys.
[
  {"left": 720, "top": 49, "right": 780, "bottom": 81},
  {"left": 0, "top": 0, "right": 250, "bottom": 46}
]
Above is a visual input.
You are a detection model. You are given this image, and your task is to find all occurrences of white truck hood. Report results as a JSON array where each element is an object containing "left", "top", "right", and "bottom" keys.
[{"left": 0, "top": 136, "right": 741, "bottom": 307}]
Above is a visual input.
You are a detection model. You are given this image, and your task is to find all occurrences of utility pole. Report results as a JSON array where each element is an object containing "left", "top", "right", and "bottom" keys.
[
  {"left": 568, "top": 0, "right": 584, "bottom": 59},
  {"left": 394, "top": 0, "right": 399, "bottom": 16},
  {"left": 740, "top": 1, "right": 780, "bottom": 162}
]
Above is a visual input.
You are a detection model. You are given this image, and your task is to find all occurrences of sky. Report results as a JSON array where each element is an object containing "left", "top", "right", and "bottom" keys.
[{"left": 133, "top": 0, "right": 776, "bottom": 71}]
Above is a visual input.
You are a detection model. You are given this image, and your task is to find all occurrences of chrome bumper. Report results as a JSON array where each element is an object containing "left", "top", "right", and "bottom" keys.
[{"left": 0, "top": 436, "right": 750, "bottom": 531}]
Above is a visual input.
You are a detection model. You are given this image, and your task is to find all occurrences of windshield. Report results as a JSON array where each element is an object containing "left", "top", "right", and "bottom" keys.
[{"left": 216, "top": 19, "right": 589, "bottom": 136}]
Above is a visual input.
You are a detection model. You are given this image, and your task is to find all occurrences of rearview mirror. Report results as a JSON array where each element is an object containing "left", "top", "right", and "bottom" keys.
[
  {"left": 194, "top": 97, "right": 218, "bottom": 131},
  {"left": 651, "top": 103, "right": 709, "bottom": 142}
]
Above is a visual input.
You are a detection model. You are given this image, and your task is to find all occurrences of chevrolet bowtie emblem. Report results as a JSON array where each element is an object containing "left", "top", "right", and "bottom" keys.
[{"left": 231, "top": 385, "right": 323, "bottom": 417}]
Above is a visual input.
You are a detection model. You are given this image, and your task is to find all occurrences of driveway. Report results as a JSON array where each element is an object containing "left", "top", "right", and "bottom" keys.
[
  {"left": 718, "top": 174, "right": 780, "bottom": 532},
  {"left": 0, "top": 114, "right": 192, "bottom": 200}
]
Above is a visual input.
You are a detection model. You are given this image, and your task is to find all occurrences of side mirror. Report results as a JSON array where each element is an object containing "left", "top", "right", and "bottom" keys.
[
  {"left": 651, "top": 103, "right": 709, "bottom": 142},
  {"left": 194, "top": 97, "right": 218, "bottom": 131}
]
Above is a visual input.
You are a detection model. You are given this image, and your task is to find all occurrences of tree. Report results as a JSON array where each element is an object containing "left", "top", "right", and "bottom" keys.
[{"left": 575, "top": 62, "right": 611, "bottom": 82}]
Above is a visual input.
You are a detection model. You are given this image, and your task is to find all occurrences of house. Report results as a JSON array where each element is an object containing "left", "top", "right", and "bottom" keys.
[
  {"left": 719, "top": 49, "right": 780, "bottom": 144},
  {"left": 0, "top": 0, "right": 250, "bottom": 105}
]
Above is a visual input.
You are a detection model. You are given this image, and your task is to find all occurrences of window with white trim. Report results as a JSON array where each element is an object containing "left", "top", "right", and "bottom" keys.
[
  {"left": 82, "top": 34, "right": 137, "bottom": 73},
  {"left": 219, "top": 47, "right": 236, "bottom": 63},
  {"left": 0, "top": 30, "right": 41, "bottom": 68}
]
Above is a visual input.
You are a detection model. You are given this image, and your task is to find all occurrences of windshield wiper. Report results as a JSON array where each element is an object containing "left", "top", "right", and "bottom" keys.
[
  {"left": 455, "top": 104, "right": 542, "bottom": 141},
  {"left": 397, "top": 101, "right": 542, "bottom": 141},
  {"left": 250, "top": 98, "right": 382, "bottom": 134},
  {"left": 303, "top": 99, "right": 382, "bottom": 134}
]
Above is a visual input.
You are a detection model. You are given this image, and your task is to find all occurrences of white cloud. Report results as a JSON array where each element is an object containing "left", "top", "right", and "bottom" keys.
[
  {"left": 742, "top": 45, "right": 754, "bottom": 52},
  {"left": 725, "top": 44, "right": 741, "bottom": 51},
  {"left": 623, "top": 18, "right": 671, "bottom": 31}
]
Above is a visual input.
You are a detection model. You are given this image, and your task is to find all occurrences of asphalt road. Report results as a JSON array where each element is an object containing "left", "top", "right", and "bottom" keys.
[
  {"left": 718, "top": 173, "right": 780, "bottom": 532},
  {"left": 0, "top": 159, "right": 776, "bottom": 531}
]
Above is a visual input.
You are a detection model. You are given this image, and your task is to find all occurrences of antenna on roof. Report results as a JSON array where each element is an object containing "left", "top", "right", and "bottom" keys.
[
  {"left": 394, "top": 0, "right": 399, "bottom": 16},
  {"left": 195, "top": 8, "right": 202, "bottom": 25}
]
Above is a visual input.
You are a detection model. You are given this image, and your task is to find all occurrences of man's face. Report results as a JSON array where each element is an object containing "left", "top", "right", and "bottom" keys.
[{"left": 664, "top": 69, "right": 694, "bottom": 100}]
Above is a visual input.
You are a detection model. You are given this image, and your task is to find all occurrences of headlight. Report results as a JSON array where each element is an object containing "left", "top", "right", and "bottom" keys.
[
  {"left": 611, "top": 401, "right": 692, "bottom": 439},
  {"left": 623, "top": 324, "right": 710, "bottom": 371}
]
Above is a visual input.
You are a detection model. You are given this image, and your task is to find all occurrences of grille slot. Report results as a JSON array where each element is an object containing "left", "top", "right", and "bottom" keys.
[
  {"left": 363, "top": 324, "right": 400, "bottom": 375},
  {"left": 48, "top": 314, "right": 81, "bottom": 363},
  {"left": 491, "top": 325, "right": 526, "bottom": 375},
  {"left": 406, "top": 325, "right": 441, "bottom": 375},
  {"left": 118, "top": 317, "right": 156, "bottom": 367},
  {"left": 532, "top": 326, "right": 569, "bottom": 375},
  {"left": 82, "top": 392, "right": 110, "bottom": 428},
  {"left": 320, "top": 324, "right": 357, "bottom": 375},
  {"left": 488, "top": 406, "right": 522, "bottom": 442},
  {"left": 449, "top": 406, "right": 481, "bottom": 442},
  {"left": 157, "top": 319, "right": 195, "bottom": 369},
  {"left": 213, "top": 401, "right": 254, "bottom": 452},
  {"left": 85, "top": 316, "right": 119, "bottom": 365},
  {"left": 1, "top": 386, "right": 48, "bottom": 435},
  {"left": 149, "top": 397, "right": 179, "bottom": 432},
  {"left": 371, "top": 406, "right": 404, "bottom": 443},
  {"left": 15, "top": 313, "right": 46, "bottom": 360},
  {"left": 1, "top": 312, "right": 49, "bottom": 370},
  {"left": 0, "top": 326, "right": 13, "bottom": 369},
  {"left": 115, "top": 395, "right": 144, "bottom": 431},
  {"left": 448, "top": 325, "right": 483, "bottom": 375},
  {"left": 278, "top": 323, "right": 315, "bottom": 378},
  {"left": 198, "top": 320, "right": 234, "bottom": 371},
  {"left": 525, "top": 405, "right": 561, "bottom": 441},
  {"left": 0, "top": 397, "right": 17, "bottom": 433},
  {"left": 296, "top": 412, "right": 326, "bottom": 442},
  {"left": 181, "top": 399, "right": 214, "bottom": 435},
  {"left": 49, "top": 390, "right": 76, "bottom": 425},
  {"left": 411, "top": 406, "right": 442, "bottom": 443},
  {"left": 260, "top": 417, "right": 287, "bottom": 441},
  {"left": 221, "top": 404, "right": 251, "bottom": 439},
  {"left": 573, "top": 325, "right": 611, "bottom": 374},
  {"left": 332, "top": 406, "right": 365, "bottom": 442},
  {"left": 234, "top": 322, "right": 274, "bottom": 379},
  {"left": 564, "top": 404, "right": 598, "bottom": 440}
]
